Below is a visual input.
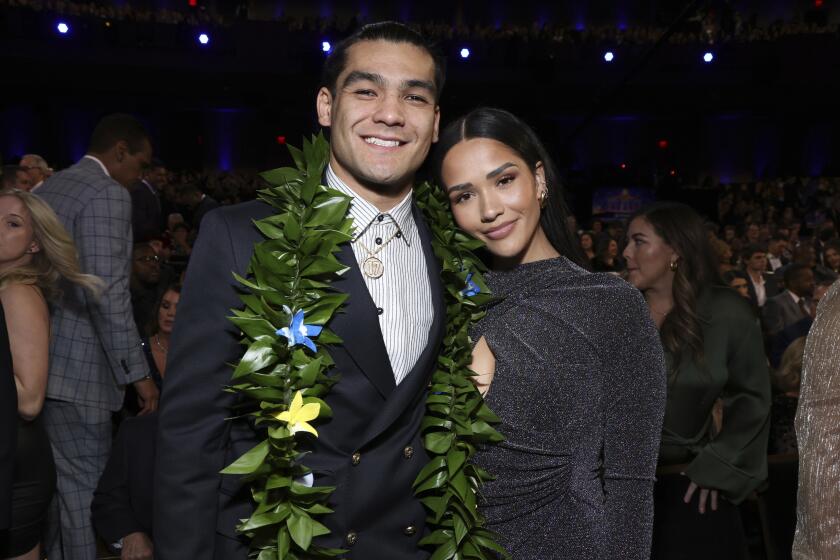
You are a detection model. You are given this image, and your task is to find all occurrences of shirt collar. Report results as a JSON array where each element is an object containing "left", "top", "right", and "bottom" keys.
[
  {"left": 787, "top": 290, "right": 801, "bottom": 304},
  {"left": 83, "top": 155, "right": 111, "bottom": 178},
  {"left": 325, "top": 164, "right": 414, "bottom": 246}
]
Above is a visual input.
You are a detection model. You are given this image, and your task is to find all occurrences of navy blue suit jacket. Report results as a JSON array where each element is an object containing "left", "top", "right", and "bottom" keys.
[{"left": 153, "top": 199, "right": 445, "bottom": 559}]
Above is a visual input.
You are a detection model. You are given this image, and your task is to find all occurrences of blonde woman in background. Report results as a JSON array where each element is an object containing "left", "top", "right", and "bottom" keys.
[
  {"left": 793, "top": 280, "right": 840, "bottom": 559},
  {"left": 0, "top": 190, "right": 101, "bottom": 560}
]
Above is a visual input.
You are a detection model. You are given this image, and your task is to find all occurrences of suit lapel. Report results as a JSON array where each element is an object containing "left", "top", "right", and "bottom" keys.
[
  {"left": 360, "top": 203, "right": 446, "bottom": 445},
  {"left": 329, "top": 242, "right": 397, "bottom": 399}
]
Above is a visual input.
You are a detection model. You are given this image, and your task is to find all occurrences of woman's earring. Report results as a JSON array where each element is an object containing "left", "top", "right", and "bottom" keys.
[
  {"left": 539, "top": 190, "right": 548, "bottom": 209},
  {"left": 669, "top": 260, "right": 679, "bottom": 272}
]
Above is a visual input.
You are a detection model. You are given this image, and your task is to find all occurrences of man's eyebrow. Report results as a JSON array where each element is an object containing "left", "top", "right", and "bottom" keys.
[
  {"left": 342, "top": 71, "right": 385, "bottom": 89},
  {"left": 486, "top": 162, "right": 516, "bottom": 179},
  {"left": 402, "top": 79, "right": 436, "bottom": 94}
]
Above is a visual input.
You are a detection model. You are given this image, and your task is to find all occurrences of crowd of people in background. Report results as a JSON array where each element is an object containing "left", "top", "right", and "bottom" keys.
[{"left": 1, "top": 0, "right": 837, "bottom": 46}]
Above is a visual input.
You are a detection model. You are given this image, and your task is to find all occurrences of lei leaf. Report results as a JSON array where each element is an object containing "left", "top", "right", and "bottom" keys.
[{"left": 224, "top": 133, "right": 506, "bottom": 559}]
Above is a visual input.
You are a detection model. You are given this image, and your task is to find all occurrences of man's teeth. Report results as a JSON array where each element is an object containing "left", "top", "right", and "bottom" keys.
[{"left": 365, "top": 137, "right": 400, "bottom": 147}]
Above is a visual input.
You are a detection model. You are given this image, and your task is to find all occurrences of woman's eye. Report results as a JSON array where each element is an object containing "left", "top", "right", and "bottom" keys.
[
  {"left": 454, "top": 192, "right": 474, "bottom": 204},
  {"left": 497, "top": 175, "right": 514, "bottom": 187}
]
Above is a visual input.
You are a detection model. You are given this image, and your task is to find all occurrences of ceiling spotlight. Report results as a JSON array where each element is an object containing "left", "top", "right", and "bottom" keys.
[
  {"left": 321, "top": 41, "right": 331, "bottom": 53},
  {"left": 56, "top": 22, "right": 70, "bottom": 34},
  {"left": 460, "top": 47, "right": 470, "bottom": 59},
  {"left": 703, "top": 52, "right": 714, "bottom": 63},
  {"left": 198, "top": 33, "right": 210, "bottom": 45},
  {"left": 603, "top": 51, "right": 614, "bottom": 62}
]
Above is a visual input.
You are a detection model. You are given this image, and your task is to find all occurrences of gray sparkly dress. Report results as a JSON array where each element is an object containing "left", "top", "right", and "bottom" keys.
[{"left": 471, "top": 257, "right": 667, "bottom": 560}]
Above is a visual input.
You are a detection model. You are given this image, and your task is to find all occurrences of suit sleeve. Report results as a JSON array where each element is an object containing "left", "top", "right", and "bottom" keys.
[
  {"left": 153, "top": 209, "right": 243, "bottom": 559},
  {"left": 77, "top": 186, "right": 148, "bottom": 383},
  {"left": 761, "top": 298, "right": 784, "bottom": 337},
  {"left": 92, "top": 420, "right": 146, "bottom": 544},
  {"left": 685, "top": 302, "right": 771, "bottom": 504},
  {"left": 601, "top": 288, "right": 667, "bottom": 560}
]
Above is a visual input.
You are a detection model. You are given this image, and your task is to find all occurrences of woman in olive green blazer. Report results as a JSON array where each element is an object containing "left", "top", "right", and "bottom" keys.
[{"left": 624, "top": 202, "right": 771, "bottom": 560}]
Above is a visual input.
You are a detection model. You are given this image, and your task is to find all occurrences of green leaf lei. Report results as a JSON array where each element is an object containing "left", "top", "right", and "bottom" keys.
[{"left": 223, "top": 133, "right": 507, "bottom": 560}]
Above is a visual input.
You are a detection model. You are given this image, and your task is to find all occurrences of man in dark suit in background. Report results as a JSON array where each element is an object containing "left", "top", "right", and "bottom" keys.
[
  {"left": 742, "top": 243, "right": 780, "bottom": 308},
  {"left": 154, "top": 22, "right": 445, "bottom": 559},
  {"left": 763, "top": 264, "right": 816, "bottom": 338},
  {"left": 92, "top": 413, "right": 157, "bottom": 560},
  {"left": 175, "top": 183, "right": 218, "bottom": 233},
  {"left": 38, "top": 114, "right": 159, "bottom": 560},
  {"left": 129, "top": 159, "right": 167, "bottom": 242}
]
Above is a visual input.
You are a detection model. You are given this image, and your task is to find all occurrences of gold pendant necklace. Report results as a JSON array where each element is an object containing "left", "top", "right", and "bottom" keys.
[{"left": 355, "top": 227, "right": 400, "bottom": 279}]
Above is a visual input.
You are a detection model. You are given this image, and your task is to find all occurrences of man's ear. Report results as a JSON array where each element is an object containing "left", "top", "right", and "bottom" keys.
[
  {"left": 114, "top": 140, "right": 129, "bottom": 163},
  {"left": 316, "top": 87, "right": 334, "bottom": 128},
  {"left": 432, "top": 105, "right": 441, "bottom": 143}
]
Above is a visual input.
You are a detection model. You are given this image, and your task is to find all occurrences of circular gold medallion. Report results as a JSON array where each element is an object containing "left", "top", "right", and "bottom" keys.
[{"left": 362, "top": 256, "right": 384, "bottom": 279}]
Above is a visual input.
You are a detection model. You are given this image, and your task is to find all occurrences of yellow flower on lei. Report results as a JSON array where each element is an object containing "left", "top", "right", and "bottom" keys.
[{"left": 274, "top": 390, "right": 320, "bottom": 436}]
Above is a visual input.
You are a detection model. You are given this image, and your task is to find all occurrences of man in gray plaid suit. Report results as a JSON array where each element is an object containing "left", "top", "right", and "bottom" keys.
[{"left": 37, "top": 113, "right": 159, "bottom": 560}]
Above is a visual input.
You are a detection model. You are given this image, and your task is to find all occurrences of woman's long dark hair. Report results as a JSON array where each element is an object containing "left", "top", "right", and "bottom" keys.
[
  {"left": 629, "top": 202, "right": 723, "bottom": 369},
  {"left": 431, "top": 107, "right": 587, "bottom": 268}
]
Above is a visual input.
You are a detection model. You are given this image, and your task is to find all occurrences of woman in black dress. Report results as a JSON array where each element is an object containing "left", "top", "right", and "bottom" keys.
[
  {"left": 0, "top": 190, "right": 101, "bottom": 560},
  {"left": 433, "top": 108, "right": 667, "bottom": 559}
]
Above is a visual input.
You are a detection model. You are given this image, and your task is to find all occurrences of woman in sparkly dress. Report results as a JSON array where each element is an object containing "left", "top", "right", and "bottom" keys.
[{"left": 433, "top": 107, "right": 667, "bottom": 560}]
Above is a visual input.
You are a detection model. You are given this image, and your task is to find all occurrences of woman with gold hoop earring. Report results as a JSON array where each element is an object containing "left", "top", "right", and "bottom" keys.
[
  {"left": 623, "top": 202, "right": 771, "bottom": 560},
  {"left": 433, "top": 107, "right": 667, "bottom": 560}
]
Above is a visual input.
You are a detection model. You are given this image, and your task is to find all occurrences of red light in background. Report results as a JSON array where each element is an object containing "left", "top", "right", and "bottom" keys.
[
  {"left": 669, "top": 169, "right": 677, "bottom": 176},
  {"left": 620, "top": 163, "right": 627, "bottom": 170},
  {"left": 658, "top": 139, "right": 669, "bottom": 149},
  {"left": 188, "top": 0, "right": 197, "bottom": 7},
  {"left": 276, "top": 135, "right": 286, "bottom": 145},
  {"left": 815, "top": 0, "right": 824, "bottom": 7}
]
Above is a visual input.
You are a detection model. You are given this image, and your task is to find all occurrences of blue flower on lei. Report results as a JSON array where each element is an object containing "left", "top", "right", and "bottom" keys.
[
  {"left": 276, "top": 310, "right": 322, "bottom": 352},
  {"left": 460, "top": 272, "right": 481, "bottom": 298}
]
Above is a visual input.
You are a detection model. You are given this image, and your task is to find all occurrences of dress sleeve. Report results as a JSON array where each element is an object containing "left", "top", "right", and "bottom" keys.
[
  {"left": 793, "top": 282, "right": 840, "bottom": 558},
  {"left": 601, "top": 288, "right": 667, "bottom": 560},
  {"left": 684, "top": 299, "right": 771, "bottom": 504}
]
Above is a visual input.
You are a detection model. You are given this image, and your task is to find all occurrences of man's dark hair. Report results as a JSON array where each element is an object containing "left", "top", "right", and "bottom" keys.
[
  {"left": 88, "top": 113, "right": 149, "bottom": 154},
  {"left": 176, "top": 183, "right": 202, "bottom": 197},
  {"left": 783, "top": 263, "right": 812, "bottom": 286},
  {"left": 320, "top": 21, "right": 446, "bottom": 101},
  {"left": 1, "top": 165, "right": 23, "bottom": 189},
  {"left": 741, "top": 243, "right": 767, "bottom": 261}
]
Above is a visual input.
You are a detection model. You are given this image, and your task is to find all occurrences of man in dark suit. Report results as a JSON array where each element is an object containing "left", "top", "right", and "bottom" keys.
[
  {"left": 37, "top": 114, "right": 159, "bottom": 560},
  {"left": 91, "top": 413, "right": 157, "bottom": 560},
  {"left": 762, "top": 264, "right": 816, "bottom": 338},
  {"left": 175, "top": 183, "right": 218, "bottom": 233},
  {"left": 742, "top": 243, "right": 781, "bottom": 308},
  {"left": 129, "top": 159, "right": 167, "bottom": 242},
  {"left": 154, "top": 22, "right": 446, "bottom": 559}
]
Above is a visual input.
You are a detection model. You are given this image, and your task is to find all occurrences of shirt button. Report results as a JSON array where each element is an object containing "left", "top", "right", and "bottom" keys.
[
  {"left": 403, "top": 446, "right": 414, "bottom": 459},
  {"left": 396, "top": 231, "right": 402, "bottom": 238},
  {"left": 403, "top": 525, "right": 417, "bottom": 536},
  {"left": 377, "top": 215, "right": 384, "bottom": 222},
  {"left": 376, "top": 307, "right": 384, "bottom": 315},
  {"left": 345, "top": 531, "right": 358, "bottom": 546},
  {"left": 375, "top": 237, "right": 383, "bottom": 245},
  {"left": 351, "top": 451, "right": 361, "bottom": 466}
]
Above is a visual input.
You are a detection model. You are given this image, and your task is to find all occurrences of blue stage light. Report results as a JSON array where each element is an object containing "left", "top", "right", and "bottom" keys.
[
  {"left": 703, "top": 52, "right": 714, "bottom": 63},
  {"left": 604, "top": 51, "right": 615, "bottom": 62},
  {"left": 198, "top": 33, "right": 210, "bottom": 45},
  {"left": 56, "top": 22, "right": 69, "bottom": 34},
  {"left": 460, "top": 47, "right": 470, "bottom": 59},
  {"left": 322, "top": 41, "right": 331, "bottom": 53}
]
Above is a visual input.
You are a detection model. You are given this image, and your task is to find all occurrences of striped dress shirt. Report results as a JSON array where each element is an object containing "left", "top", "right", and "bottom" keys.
[{"left": 326, "top": 165, "right": 434, "bottom": 385}]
